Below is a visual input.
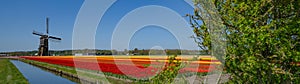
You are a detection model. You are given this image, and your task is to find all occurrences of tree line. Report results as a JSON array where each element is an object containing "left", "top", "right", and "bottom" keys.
[{"left": 0, "top": 48, "right": 205, "bottom": 56}]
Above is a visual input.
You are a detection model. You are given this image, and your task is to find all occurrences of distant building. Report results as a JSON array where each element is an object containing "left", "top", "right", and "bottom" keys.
[
  {"left": 0, "top": 54, "right": 8, "bottom": 56},
  {"left": 74, "top": 53, "right": 96, "bottom": 56}
]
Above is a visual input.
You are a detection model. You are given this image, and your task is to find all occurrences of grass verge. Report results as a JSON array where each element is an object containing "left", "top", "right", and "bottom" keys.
[{"left": 0, "top": 58, "right": 28, "bottom": 84}]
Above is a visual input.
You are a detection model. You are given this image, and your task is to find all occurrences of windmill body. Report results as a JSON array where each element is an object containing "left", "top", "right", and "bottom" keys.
[
  {"left": 33, "top": 17, "right": 61, "bottom": 56},
  {"left": 38, "top": 35, "right": 48, "bottom": 56}
]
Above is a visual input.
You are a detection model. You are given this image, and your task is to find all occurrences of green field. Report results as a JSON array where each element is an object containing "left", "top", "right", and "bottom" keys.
[{"left": 0, "top": 59, "right": 28, "bottom": 84}]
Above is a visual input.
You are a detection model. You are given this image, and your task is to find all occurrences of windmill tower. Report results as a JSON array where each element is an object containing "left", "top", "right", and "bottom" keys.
[{"left": 33, "top": 17, "right": 62, "bottom": 56}]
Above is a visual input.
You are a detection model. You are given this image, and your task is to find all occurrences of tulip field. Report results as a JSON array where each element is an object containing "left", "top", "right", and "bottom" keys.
[{"left": 20, "top": 56, "right": 221, "bottom": 78}]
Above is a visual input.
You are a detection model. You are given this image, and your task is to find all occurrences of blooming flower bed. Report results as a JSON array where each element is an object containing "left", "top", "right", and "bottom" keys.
[{"left": 20, "top": 56, "right": 220, "bottom": 78}]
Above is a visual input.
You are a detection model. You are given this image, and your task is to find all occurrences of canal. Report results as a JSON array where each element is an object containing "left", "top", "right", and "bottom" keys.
[{"left": 10, "top": 60, "right": 76, "bottom": 84}]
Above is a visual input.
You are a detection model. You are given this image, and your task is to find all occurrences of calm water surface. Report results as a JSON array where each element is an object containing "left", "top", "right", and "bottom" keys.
[{"left": 10, "top": 60, "right": 76, "bottom": 84}]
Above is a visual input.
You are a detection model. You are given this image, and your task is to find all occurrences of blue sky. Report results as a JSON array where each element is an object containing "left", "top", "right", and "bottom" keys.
[{"left": 0, "top": 0, "right": 200, "bottom": 52}]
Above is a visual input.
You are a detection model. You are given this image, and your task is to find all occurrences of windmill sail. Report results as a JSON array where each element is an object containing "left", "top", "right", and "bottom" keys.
[
  {"left": 46, "top": 17, "right": 49, "bottom": 35},
  {"left": 33, "top": 31, "right": 44, "bottom": 36},
  {"left": 49, "top": 36, "right": 62, "bottom": 40}
]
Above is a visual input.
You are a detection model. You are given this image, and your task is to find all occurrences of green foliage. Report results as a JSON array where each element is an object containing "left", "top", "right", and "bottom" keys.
[
  {"left": 186, "top": 14, "right": 211, "bottom": 55},
  {"left": 149, "top": 55, "right": 185, "bottom": 84},
  {"left": 191, "top": 0, "right": 300, "bottom": 83}
]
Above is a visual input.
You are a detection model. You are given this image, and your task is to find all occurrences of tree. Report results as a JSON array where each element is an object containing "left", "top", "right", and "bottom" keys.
[
  {"left": 133, "top": 48, "right": 139, "bottom": 55},
  {"left": 189, "top": 0, "right": 300, "bottom": 83},
  {"left": 188, "top": 18, "right": 211, "bottom": 55}
]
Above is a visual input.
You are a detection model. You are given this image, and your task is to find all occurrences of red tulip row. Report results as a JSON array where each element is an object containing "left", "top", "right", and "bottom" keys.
[{"left": 20, "top": 56, "right": 220, "bottom": 78}]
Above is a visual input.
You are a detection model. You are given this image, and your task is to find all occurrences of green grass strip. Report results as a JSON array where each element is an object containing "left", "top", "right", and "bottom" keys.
[{"left": 0, "top": 58, "right": 28, "bottom": 84}]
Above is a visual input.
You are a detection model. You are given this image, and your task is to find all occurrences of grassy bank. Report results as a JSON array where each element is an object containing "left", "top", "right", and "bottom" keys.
[{"left": 0, "top": 58, "right": 28, "bottom": 84}]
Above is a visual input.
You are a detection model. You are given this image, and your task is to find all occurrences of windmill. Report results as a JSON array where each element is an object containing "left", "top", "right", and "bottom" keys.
[{"left": 33, "top": 17, "right": 62, "bottom": 56}]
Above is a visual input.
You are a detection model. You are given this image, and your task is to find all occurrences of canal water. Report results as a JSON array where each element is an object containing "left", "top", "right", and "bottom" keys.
[{"left": 10, "top": 60, "right": 76, "bottom": 84}]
